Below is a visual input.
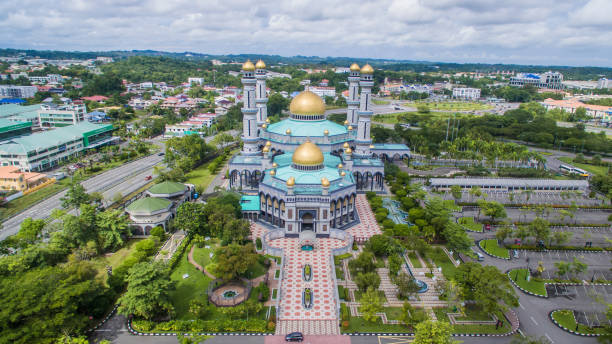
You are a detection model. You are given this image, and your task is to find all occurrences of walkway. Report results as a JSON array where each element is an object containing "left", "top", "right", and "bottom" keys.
[
  {"left": 154, "top": 232, "right": 185, "bottom": 262},
  {"left": 187, "top": 244, "right": 216, "bottom": 279}
]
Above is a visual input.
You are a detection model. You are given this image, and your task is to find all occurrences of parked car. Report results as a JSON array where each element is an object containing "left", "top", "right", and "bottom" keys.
[
  {"left": 285, "top": 332, "right": 303, "bottom": 342},
  {"left": 145, "top": 175, "right": 152, "bottom": 181},
  {"left": 475, "top": 252, "right": 485, "bottom": 261},
  {"left": 513, "top": 250, "right": 519, "bottom": 259},
  {"left": 158, "top": 152, "right": 165, "bottom": 156}
]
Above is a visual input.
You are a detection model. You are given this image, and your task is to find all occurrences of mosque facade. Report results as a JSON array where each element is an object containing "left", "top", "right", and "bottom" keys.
[{"left": 229, "top": 60, "right": 410, "bottom": 237}]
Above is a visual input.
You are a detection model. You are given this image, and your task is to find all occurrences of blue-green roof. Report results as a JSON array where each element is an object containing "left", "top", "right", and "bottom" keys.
[
  {"left": 0, "top": 122, "right": 113, "bottom": 155},
  {"left": 353, "top": 158, "right": 384, "bottom": 167},
  {"left": 0, "top": 104, "right": 41, "bottom": 119},
  {"left": 240, "top": 195, "right": 260, "bottom": 211},
  {"left": 272, "top": 152, "right": 341, "bottom": 168},
  {"left": 231, "top": 155, "right": 263, "bottom": 165},
  {"left": 266, "top": 119, "right": 347, "bottom": 137},
  {"left": 372, "top": 143, "right": 410, "bottom": 150},
  {"left": 0, "top": 118, "right": 31, "bottom": 133},
  {"left": 262, "top": 165, "right": 355, "bottom": 194}
]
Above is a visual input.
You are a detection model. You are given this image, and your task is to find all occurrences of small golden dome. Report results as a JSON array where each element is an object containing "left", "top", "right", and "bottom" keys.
[
  {"left": 369, "top": 144, "right": 375, "bottom": 149},
  {"left": 361, "top": 64, "right": 374, "bottom": 74},
  {"left": 292, "top": 140, "right": 324, "bottom": 166},
  {"left": 343, "top": 142, "right": 349, "bottom": 148},
  {"left": 340, "top": 171, "right": 346, "bottom": 176},
  {"left": 286, "top": 129, "right": 292, "bottom": 135},
  {"left": 265, "top": 141, "right": 271, "bottom": 146},
  {"left": 348, "top": 125, "right": 353, "bottom": 131},
  {"left": 323, "top": 129, "right": 329, "bottom": 135},
  {"left": 262, "top": 146, "right": 269, "bottom": 153},
  {"left": 255, "top": 59, "right": 266, "bottom": 69},
  {"left": 338, "top": 163, "right": 343, "bottom": 169},
  {"left": 269, "top": 169, "right": 276, "bottom": 176},
  {"left": 321, "top": 177, "right": 330, "bottom": 187},
  {"left": 266, "top": 118, "right": 270, "bottom": 123},
  {"left": 286, "top": 177, "right": 295, "bottom": 187},
  {"left": 262, "top": 123, "right": 267, "bottom": 129},
  {"left": 345, "top": 147, "right": 352, "bottom": 154},
  {"left": 289, "top": 91, "right": 326, "bottom": 116},
  {"left": 344, "top": 120, "right": 349, "bottom": 125},
  {"left": 272, "top": 162, "right": 278, "bottom": 168},
  {"left": 242, "top": 60, "right": 255, "bottom": 71},
  {"left": 350, "top": 63, "right": 360, "bottom": 72}
]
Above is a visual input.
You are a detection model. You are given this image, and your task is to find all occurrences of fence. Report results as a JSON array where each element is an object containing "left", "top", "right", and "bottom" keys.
[
  {"left": 262, "top": 229, "right": 284, "bottom": 257},
  {"left": 207, "top": 278, "right": 253, "bottom": 307}
]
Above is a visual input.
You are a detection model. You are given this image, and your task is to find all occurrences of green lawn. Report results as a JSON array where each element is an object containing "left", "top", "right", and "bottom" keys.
[
  {"left": 343, "top": 316, "right": 410, "bottom": 333},
  {"left": 433, "top": 308, "right": 510, "bottom": 334},
  {"left": 552, "top": 310, "right": 606, "bottom": 335},
  {"left": 407, "top": 252, "right": 422, "bottom": 268},
  {"left": 479, "top": 239, "right": 509, "bottom": 259},
  {"left": 508, "top": 269, "right": 547, "bottom": 297},
  {"left": 170, "top": 244, "right": 214, "bottom": 319},
  {"left": 372, "top": 99, "right": 390, "bottom": 105},
  {"left": 185, "top": 162, "right": 217, "bottom": 190},
  {"left": 354, "top": 290, "right": 387, "bottom": 302},
  {"left": 429, "top": 247, "right": 458, "bottom": 280},
  {"left": 193, "top": 241, "right": 267, "bottom": 280},
  {"left": 558, "top": 157, "right": 608, "bottom": 177},
  {"left": 458, "top": 217, "right": 483, "bottom": 232},
  {"left": 372, "top": 113, "right": 401, "bottom": 124},
  {"left": 91, "top": 238, "right": 143, "bottom": 282},
  {"left": 384, "top": 307, "right": 404, "bottom": 320}
]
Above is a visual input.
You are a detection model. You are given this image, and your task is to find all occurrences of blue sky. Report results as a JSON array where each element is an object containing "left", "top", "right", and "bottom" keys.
[{"left": 1, "top": 0, "right": 611, "bottom": 67}]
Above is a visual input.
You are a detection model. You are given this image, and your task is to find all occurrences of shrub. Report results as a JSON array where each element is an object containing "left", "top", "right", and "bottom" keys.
[
  {"left": 340, "top": 303, "right": 350, "bottom": 321},
  {"left": 365, "top": 191, "right": 377, "bottom": 200},
  {"left": 267, "top": 321, "right": 275, "bottom": 331},
  {"left": 342, "top": 320, "right": 349, "bottom": 330},
  {"left": 255, "top": 237, "right": 262, "bottom": 250},
  {"left": 150, "top": 226, "right": 166, "bottom": 241}
]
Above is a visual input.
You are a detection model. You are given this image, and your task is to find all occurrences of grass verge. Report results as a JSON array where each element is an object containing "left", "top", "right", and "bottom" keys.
[
  {"left": 458, "top": 217, "right": 483, "bottom": 232},
  {"left": 479, "top": 239, "right": 510, "bottom": 259},
  {"left": 552, "top": 310, "right": 606, "bottom": 335},
  {"left": 508, "top": 269, "right": 547, "bottom": 297}
]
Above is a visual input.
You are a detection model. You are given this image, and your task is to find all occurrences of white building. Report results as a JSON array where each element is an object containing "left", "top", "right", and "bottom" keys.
[
  {"left": 188, "top": 77, "right": 205, "bottom": 85},
  {"left": 139, "top": 82, "right": 153, "bottom": 89},
  {"left": 0, "top": 86, "right": 37, "bottom": 98},
  {"left": 306, "top": 86, "right": 336, "bottom": 98},
  {"left": 38, "top": 102, "right": 87, "bottom": 127},
  {"left": 452, "top": 87, "right": 481, "bottom": 100},
  {"left": 598, "top": 78, "right": 610, "bottom": 89},
  {"left": 510, "top": 71, "right": 563, "bottom": 90}
]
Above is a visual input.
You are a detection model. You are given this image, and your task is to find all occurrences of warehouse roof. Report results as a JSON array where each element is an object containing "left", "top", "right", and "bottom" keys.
[{"left": 430, "top": 178, "right": 588, "bottom": 189}]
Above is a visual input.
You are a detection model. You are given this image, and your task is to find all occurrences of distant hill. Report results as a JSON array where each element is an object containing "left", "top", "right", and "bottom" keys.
[{"left": 1, "top": 48, "right": 611, "bottom": 79}]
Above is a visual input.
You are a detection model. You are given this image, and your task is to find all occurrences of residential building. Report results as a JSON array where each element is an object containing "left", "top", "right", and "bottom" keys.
[
  {"left": 0, "top": 166, "right": 49, "bottom": 192},
  {"left": 306, "top": 86, "right": 336, "bottom": 98},
  {"left": 542, "top": 98, "right": 612, "bottom": 122},
  {"left": 38, "top": 102, "right": 87, "bottom": 127},
  {"left": 452, "top": 87, "right": 481, "bottom": 100},
  {"left": 598, "top": 78, "right": 610, "bottom": 89},
  {"left": 0, "top": 85, "right": 37, "bottom": 98},
  {"left": 139, "top": 82, "right": 153, "bottom": 89},
  {"left": 96, "top": 57, "right": 114, "bottom": 63},
  {"left": 510, "top": 71, "right": 563, "bottom": 90},
  {"left": 188, "top": 77, "right": 205, "bottom": 85},
  {"left": 0, "top": 122, "right": 116, "bottom": 171}
]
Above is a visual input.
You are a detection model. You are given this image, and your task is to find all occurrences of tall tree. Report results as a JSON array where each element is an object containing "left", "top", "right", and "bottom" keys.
[
  {"left": 455, "top": 262, "right": 518, "bottom": 313},
  {"left": 442, "top": 222, "right": 473, "bottom": 253},
  {"left": 212, "top": 243, "right": 258, "bottom": 281},
  {"left": 360, "top": 287, "right": 384, "bottom": 322},
  {"left": 60, "top": 182, "right": 91, "bottom": 210},
  {"left": 174, "top": 202, "right": 208, "bottom": 236},
  {"left": 118, "top": 262, "right": 175, "bottom": 319},
  {"left": 413, "top": 320, "right": 453, "bottom": 344},
  {"left": 96, "top": 209, "right": 129, "bottom": 251}
]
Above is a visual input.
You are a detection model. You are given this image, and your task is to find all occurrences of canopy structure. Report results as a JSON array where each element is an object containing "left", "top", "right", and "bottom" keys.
[
  {"left": 430, "top": 178, "right": 588, "bottom": 191},
  {"left": 299, "top": 230, "right": 317, "bottom": 249}
]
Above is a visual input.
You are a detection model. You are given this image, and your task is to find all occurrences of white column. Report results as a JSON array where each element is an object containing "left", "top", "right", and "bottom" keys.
[
  {"left": 255, "top": 65, "right": 268, "bottom": 126},
  {"left": 241, "top": 68, "right": 259, "bottom": 155},
  {"left": 347, "top": 66, "right": 360, "bottom": 126},
  {"left": 355, "top": 70, "right": 373, "bottom": 157}
]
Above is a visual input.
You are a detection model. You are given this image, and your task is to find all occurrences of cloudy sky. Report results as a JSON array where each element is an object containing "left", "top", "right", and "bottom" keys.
[{"left": 1, "top": 0, "right": 611, "bottom": 67}]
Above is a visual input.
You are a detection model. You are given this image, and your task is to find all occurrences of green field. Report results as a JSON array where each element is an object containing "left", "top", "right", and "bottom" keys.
[
  {"left": 354, "top": 290, "right": 387, "bottom": 302},
  {"left": 372, "top": 113, "right": 402, "bottom": 124},
  {"left": 407, "top": 252, "right": 422, "bottom": 268},
  {"left": 372, "top": 99, "right": 390, "bottom": 105},
  {"left": 479, "top": 239, "right": 509, "bottom": 259},
  {"left": 343, "top": 316, "right": 409, "bottom": 333},
  {"left": 552, "top": 310, "right": 606, "bottom": 335},
  {"left": 407, "top": 101, "right": 493, "bottom": 111},
  {"left": 458, "top": 217, "right": 483, "bottom": 232},
  {"left": 558, "top": 157, "right": 608, "bottom": 177},
  {"left": 383, "top": 307, "right": 404, "bottom": 320},
  {"left": 428, "top": 247, "right": 458, "bottom": 280},
  {"left": 91, "top": 238, "right": 143, "bottom": 282},
  {"left": 508, "top": 269, "right": 547, "bottom": 296}
]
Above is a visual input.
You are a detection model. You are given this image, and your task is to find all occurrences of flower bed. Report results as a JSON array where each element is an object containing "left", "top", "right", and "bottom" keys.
[
  {"left": 303, "top": 288, "right": 313, "bottom": 309},
  {"left": 303, "top": 264, "right": 312, "bottom": 282}
]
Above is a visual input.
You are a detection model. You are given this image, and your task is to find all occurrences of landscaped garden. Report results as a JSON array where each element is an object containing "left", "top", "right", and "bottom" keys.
[
  {"left": 551, "top": 309, "right": 607, "bottom": 335},
  {"left": 508, "top": 268, "right": 547, "bottom": 297},
  {"left": 433, "top": 307, "right": 511, "bottom": 334},
  {"left": 457, "top": 217, "right": 483, "bottom": 232},
  {"left": 479, "top": 239, "right": 510, "bottom": 259}
]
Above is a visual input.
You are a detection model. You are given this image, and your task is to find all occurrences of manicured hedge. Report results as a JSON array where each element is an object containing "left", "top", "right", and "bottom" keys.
[
  {"left": 507, "top": 244, "right": 609, "bottom": 252},
  {"left": 132, "top": 318, "right": 268, "bottom": 333}
]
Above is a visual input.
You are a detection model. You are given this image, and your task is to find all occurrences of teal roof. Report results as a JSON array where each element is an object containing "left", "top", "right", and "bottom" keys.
[
  {"left": 266, "top": 119, "right": 347, "bottom": 137},
  {"left": 372, "top": 143, "right": 410, "bottom": 150},
  {"left": 148, "top": 181, "right": 187, "bottom": 195},
  {"left": 240, "top": 195, "right": 260, "bottom": 211},
  {"left": 273, "top": 152, "right": 341, "bottom": 168},
  {"left": 274, "top": 165, "right": 342, "bottom": 184},
  {"left": 353, "top": 158, "right": 384, "bottom": 167},
  {"left": 126, "top": 197, "right": 172, "bottom": 213},
  {"left": 231, "top": 155, "right": 263, "bottom": 165},
  {"left": 0, "top": 122, "right": 113, "bottom": 155},
  {"left": 0, "top": 119, "right": 31, "bottom": 133},
  {"left": 0, "top": 104, "right": 41, "bottom": 119}
]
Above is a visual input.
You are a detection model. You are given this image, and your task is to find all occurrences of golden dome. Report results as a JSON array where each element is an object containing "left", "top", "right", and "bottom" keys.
[
  {"left": 262, "top": 146, "right": 269, "bottom": 153},
  {"left": 286, "top": 129, "right": 292, "bottom": 135},
  {"left": 338, "top": 163, "right": 343, "bottom": 169},
  {"left": 292, "top": 140, "right": 324, "bottom": 166},
  {"left": 265, "top": 141, "right": 271, "bottom": 146},
  {"left": 344, "top": 120, "right": 349, "bottom": 125},
  {"left": 323, "top": 129, "right": 329, "bottom": 135},
  {"left": 348, "top": 125, "right": 353, "bottom": 131},
  {"left": 242, "top": 60, "right": 255, "bottom": 71},
  {"left": 345, "top": 147, "right": 352, "bottom": 154},
  {"left": 321, "top": 177, "right": 330, "bottom": 187},
  {"left": 286, "top": 177, "right": 295, "bottom": 187},
  {"left": 289, "top": 91, "right": 326, "bottom": 116},
  {"left": 361, "top": 64, "right": 374, "bottom": 74},
  {"left": 255, "top": 59, "right": 266, "bottom": 69},
  {"left": 343, "top": 142, "right": 349, "bottom": 148},
  {"left": 272, "top": 162, "right": 278, "bottom": 168},
  {"left": 270, "top": 170, "right": 276, "bottom": 176},
  {"left": 369, "top": 144, "right": 375, "bottom": 149},
  {"left": 340, "top": 171, "right": 346, "bottom": 176},
  {"left": 262, "top": 123, "right": 267, "bottom": 129},
  {"left": 266, "top": 118, "right": 270, "bottom": 123},
  {"left": 350, "top": 63, "right": 360, "bottom": 72}
]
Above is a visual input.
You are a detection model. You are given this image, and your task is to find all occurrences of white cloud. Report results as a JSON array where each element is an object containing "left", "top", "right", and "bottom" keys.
[{"left": 0, "top": 0, "right": 609, "bottom": 66}]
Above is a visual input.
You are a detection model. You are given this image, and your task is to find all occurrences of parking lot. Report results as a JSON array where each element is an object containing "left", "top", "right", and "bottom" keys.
[
  {"left": 441, "top": 190, "right": 605, "bottom": 207},
  {"left": 547, "top": 284, "right": 612, "bottom": 300},
  {"left": 510, "top": 249, "right": 612, "bottom": 280}
]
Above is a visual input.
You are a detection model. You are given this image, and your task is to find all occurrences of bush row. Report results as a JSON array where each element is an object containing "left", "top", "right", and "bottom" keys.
[
  {"left": 168, "top": 236, "right": 193, "bottom": 270},
  {"left": 338, "top": 285, "right": 350, "bottom": 301},
  {"left": 458, "top": 202, "right": 612, "bottom": 210},
  {"left": 132, "top": 318, "right": 269, "bottom": 333},
  {"left": 507, "top": 244, "right": 610, "bottom": 252}
]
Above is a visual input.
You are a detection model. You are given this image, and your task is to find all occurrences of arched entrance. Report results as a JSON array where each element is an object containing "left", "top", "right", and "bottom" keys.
[{"left": 300, "top": 211, "right": 315, "bottom": 232}]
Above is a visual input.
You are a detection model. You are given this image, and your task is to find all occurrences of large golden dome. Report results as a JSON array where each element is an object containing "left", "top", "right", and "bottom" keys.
[
  {"left": 242, "top": 60, "right": 255, "bottom": 71},
  {"left": 289, "top": 91, "right": 326, "bottom": 116},
  {"left": 361, "top": 64, "right": 374, "bottom": 74},
  {"left": 292, "top": 140, "right": 324, "bottom": 166},
  {"left": 255, "top": 59, "right": 266, "bottom": 69},
  {"left": 350, "top": 63, "right": 360, "bottom": 71}
]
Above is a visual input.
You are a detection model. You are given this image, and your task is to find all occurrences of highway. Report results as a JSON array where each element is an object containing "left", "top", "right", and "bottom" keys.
[{"left": 0, "top": 153, "right": 165, "bottom": 241}]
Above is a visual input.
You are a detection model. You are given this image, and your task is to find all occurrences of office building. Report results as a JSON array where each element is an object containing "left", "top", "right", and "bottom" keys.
[
  {"left": 0, "top": 85, "right": 37, "bottom": 98},
  {"left": 452, "top": 87, "right": 481, "bottom": 100},
  {"left": 509, "top": 71, "right": 563, "bottom": 90},
  {"left": 38, "top": 102, "right": 87, "bottom": 127}
]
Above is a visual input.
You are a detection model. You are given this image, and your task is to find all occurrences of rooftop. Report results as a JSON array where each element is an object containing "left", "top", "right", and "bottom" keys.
[
  {"left": 266, "top": 118, "right": 347, "bottom": 137},
  {"left": 148, "top": 181, "right": 187, "bottom": 196},
  {"left": 126, "top": 197, "right": 172, "bottom": 214},
  {"left": 240, "top": 194, "right": 260, "bottom": 212}
]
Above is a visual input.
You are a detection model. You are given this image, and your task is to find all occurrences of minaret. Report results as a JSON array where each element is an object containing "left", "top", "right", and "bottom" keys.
[
  {"left": 240, "top": 60, "right": 259, "bottom": 155},
  {"left": 255, "top": 60, "right": 268, "bottom": 126},
  {"left": 347, "top": 63, "right": 360, "bottom": 127},
  {"left": 355, "top": 64, "right": 374, "bottom": 157}
]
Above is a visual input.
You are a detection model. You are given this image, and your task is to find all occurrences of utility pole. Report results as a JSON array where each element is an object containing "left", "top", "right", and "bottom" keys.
[{"left": 445, "top": 116, "right": 450, "bottom": 141}]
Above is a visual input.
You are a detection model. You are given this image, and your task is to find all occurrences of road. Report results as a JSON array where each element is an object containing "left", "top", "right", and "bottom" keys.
[{"left": 0, "top": 153, "right": 165, "bottom": 241}]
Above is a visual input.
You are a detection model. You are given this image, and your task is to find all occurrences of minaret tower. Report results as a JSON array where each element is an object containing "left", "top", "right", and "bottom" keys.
[
  {"left": 347, "top": 63, "right": 361, "bottom": 127},
  {"left": 255, "top": 59, "right": 268, "bottom": 126},
  {"left": 240, "top": 60, "right": 259, "bottom": 155},
  {"left": 355, "top": 64, "right": 374, "bottom": 157}
]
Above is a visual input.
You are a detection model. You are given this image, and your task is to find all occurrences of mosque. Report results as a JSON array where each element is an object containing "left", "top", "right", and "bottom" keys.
[{"left": 229, "top": 60, "right": 410, "bottom": 237}]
